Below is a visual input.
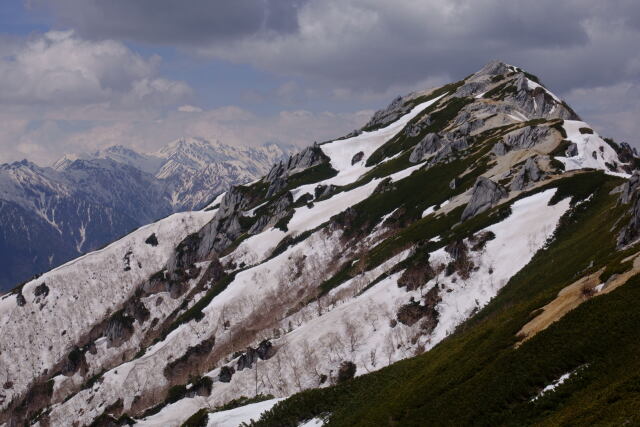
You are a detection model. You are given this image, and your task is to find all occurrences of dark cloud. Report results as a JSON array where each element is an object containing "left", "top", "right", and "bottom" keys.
[
  {"left": 34, "top": 0, "right": 308, "bottom": 45},
  {"left": 200, "top": 0, "right": 640, "bottom": 95},
  {"left": 35, "top": 0, "right": 640, "bottom": 94}
]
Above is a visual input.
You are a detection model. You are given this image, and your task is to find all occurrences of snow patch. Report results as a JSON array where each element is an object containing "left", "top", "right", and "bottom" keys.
[{"left": 556, "top": 120, "right": 629, "bottom": 178}]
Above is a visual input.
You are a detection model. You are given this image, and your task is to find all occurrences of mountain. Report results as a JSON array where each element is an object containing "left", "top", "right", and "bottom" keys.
[
  {"left": 2, "top": 61, "right": 640, "bottom": 426},
  {"left": 53, "top": 138, "right": 293, "bottom": 211},
  {"left": 0, "top": 140, "right": 289, "bottom": 291}
]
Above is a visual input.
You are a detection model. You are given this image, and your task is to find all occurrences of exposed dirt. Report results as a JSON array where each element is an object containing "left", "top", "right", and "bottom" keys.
[{"left": 516, "top": 253, "right": 640, "bottom": 346}]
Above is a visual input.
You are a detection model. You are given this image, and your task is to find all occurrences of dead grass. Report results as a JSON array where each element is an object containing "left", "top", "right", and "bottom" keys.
[{"left": 516, "top": 253, "right": 640, "bottom": 346}]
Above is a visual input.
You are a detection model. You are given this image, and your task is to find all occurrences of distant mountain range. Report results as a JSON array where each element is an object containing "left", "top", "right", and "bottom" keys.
[{"left": 0, "top": 139, "right": 291, "bottom": 290}]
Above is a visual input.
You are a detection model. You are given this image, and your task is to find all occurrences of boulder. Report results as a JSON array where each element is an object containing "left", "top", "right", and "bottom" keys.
[
  {"left": 461, "top": 177, "right": 507, "bottom": 221},
  {"left": 409, "top": 133, "right": 442, "bottom": 163},
  {"left": 503, "top": 126, "right": 551, "bottom": 150},
  {"left": 510, "top": 157, "right": 543, "bottom": 191},
  {"left": 351, "top": 151, "right": 365, "bottom": 165},
  {"left": 492, "top": 142, "right": 509, "bottom": 156}
]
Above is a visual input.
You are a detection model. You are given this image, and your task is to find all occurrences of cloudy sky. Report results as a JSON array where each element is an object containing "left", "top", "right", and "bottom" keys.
[{"left": 0, "top": 0, "right": 639, "bottom": 164}]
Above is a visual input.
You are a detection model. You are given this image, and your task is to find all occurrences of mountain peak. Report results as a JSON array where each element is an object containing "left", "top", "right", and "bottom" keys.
[
  {"left": 4, "top": 61, "right": 637, "bottom": 427},
  {"left": 471, "top": 59, "right": 512, "bottom": 77}
]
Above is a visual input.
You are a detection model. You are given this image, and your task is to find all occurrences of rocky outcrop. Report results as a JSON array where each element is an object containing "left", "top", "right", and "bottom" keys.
[
  {"left": 351, "top": 151, "right": 364, "bottom": 165},
  {"left": 256, "top": 339, "right": 275, "bottom": 360},
  {"left": 409, "top": 134, "right": 469, "bottom": 164},
  {"left": 503, "top": 126, "right": 552, "bottom": 151},
  {"left": 105, "top": 311, "right": 135, "bottom": 348},
  {"left": 473, "top": 60, "right": 511, "bottom": 78},
  {"left": 192, "top": 186, "right": 255, "bottom": 260},
  {"left": 431, "top": 137, "right": 469, "bottom": 164},
  {"left": 218, "top": 366, "right": 235, "bottom": 383},
  {"left": 248, "top": 192, "right": 293, "bottom": 235},
  {"left": 409, "top": 133, "right": 443, "bottom": 163},
  {"left": 403, "top": 117, "right": 433, "bottom": 138},
  {"left": 617, "top": 172, "right": 640, "bottom": 248},
  {"left": 616, "top": 142, "right": 639, "bottom": 164},
  {"left": 619, "top": 172, "right": 640, "bottom": 204},
  {"left": 510, "top": 157, "right": 543, "bottom": 191},
  {"left": 236, "top": 340, "right": 275, "bottom": 372},
  {"left": 509, "top": 74, "right": 579, "bottom": 120},
  {"left": 452, "top": 60, "right": 510, "bottom": 98},
  {"left": 264, "top": 143, "right": 328, "bottom": 198},
  {"left": 164, "top": 336, "right": 216, "bottom": 381},
  {"left": 492, "top": 142, "right": 509, "bottom": 156},
  {"left": 461, "top": 177, "right": 507, "bottom": 221},
  {"left": 363, "top": 96, "right": 412, "bottom": 130},
  {"left": 565, "top": 142, "right": 578, "bottom": 157}
]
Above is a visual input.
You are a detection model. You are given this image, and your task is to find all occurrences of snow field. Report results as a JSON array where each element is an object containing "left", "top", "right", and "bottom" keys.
[{"left": 556, "top": 120, "right": 629, "bottom": 178}]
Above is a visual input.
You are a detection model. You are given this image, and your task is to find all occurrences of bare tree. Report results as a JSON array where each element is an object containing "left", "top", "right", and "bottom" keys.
[{"left": 343, "top": 319, "right": 363, "bottom": 354}]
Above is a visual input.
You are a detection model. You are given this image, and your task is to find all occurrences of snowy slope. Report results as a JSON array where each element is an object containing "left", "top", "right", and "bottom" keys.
[{"left": 0, "top": 210, "right": 216, "bottom": 413}]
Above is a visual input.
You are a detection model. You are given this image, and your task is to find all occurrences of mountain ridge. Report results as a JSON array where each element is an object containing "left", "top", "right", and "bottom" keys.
[{"left": 1, "top": 61, "right": 640, "bottom": 426}]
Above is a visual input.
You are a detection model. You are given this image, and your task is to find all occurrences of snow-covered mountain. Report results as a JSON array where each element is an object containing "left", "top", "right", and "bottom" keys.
[
  {"left": 2, "top": 61, "right": 640, "bottom": 426},
  {"left": 53, "top": 138, "right": 292, "bottom": 211},
  {"left": 0, "top": 140, "right": 290, "bottom": 291}
]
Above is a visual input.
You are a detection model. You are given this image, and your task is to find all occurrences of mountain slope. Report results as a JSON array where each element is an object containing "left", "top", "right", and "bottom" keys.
[
  {"left": 1, "top": 61, "right": 639, "bottom": 427},
  {"left": 0, "top": 140, "right": 289, "bottom": 291}
]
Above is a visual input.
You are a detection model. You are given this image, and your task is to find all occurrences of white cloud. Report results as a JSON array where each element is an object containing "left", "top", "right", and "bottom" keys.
[
  {"left": 0, "top": 30, "right": 191, "bottom": 107},
  {"left": 178, "top": 105, "right": 204, "bottom": 113}
]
